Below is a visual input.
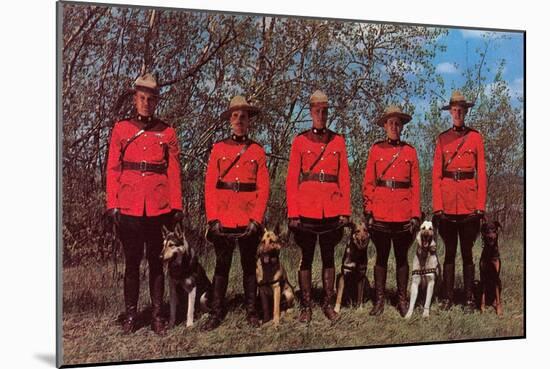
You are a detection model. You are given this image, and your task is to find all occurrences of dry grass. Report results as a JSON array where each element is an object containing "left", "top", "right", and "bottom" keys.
[{"left": 61, "top": 235, "right": 524, "bottom": 366}]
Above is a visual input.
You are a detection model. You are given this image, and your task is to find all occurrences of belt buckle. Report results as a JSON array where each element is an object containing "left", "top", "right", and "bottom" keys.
[
  {"left": 319, "top": 170, "right": 325, "bottom": 183},
  {"left": 140, "top": 160, "right": 147, "bottom": 172},
  {"left": 390, "top": 180, "right": 396, "bottom": 189},
  {"left": 453, "top": 171, "right": 460, "bottom": 181},
  {"left": 232, "top": 180, "right": 240, "bottom": 192}
]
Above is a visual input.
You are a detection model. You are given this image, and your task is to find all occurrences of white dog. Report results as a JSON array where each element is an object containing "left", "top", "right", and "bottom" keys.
[{"left": 405, "top": 220, "right": 440, "bottom": 319}]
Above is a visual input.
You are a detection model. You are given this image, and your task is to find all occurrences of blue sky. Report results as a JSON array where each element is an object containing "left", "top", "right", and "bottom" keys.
[
  {"left": 408, "top": 28, "right": 524, "bottom": 122},
  {"left": 432, "top": 28, "right": 523, "bottom": 105}
]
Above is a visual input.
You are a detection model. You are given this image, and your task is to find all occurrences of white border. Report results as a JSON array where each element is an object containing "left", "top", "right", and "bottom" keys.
[{"left": 2, "top": 0, "right": 545, "bottom": 368}]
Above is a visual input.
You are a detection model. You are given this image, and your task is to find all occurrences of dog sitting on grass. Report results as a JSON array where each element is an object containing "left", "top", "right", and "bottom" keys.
[
  {"left": 256, "top": 227, "right": 295, "bottom": 326},
  {"left": 161, "top": 224, "right": 212, "bottom": 328},
  {"left": 405, "top": 220, "right": 441, "bottom": 319}
]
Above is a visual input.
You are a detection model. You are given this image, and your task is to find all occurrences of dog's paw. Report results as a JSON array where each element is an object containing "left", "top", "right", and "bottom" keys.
[
  {"left": 405, "top": 311, "right": 413, "bottom": 319},
  {"left": 168, "top": 321, "right": 176, "bottom": 329},
  {"left": 422, "top": 309, "right": 430, "bottom": 318},
  {"left": 334, "top": 305, "right": 341, "bottom": 313},
  {"left": 186, "top": 321, "right": 194, "bottom": 328}
]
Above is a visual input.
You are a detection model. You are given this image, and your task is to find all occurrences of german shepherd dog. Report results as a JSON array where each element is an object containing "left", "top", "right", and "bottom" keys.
[
  {"left": 479, "top": 221, "right": 503, "bottom": 316},
  {"left": 161, "top": 224, "right": 212, "bottom": 328},
  {"left": 256, "top": 228, "right": 295, "bottom": 326},
  {"left": 405, "top": 220, "right": 441, "bottom": 319},
  {"left": 335, "top": 221, "right": 371, "bottom": 313}
]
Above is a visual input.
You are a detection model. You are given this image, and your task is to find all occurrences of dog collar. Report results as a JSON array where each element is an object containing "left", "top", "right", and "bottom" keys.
[{"left": 412, "top": 267, "right": 438, "bottom": 275}]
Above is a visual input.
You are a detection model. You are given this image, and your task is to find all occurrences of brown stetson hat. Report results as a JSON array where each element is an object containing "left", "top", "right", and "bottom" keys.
[
  {"left": 309, "top": 90, "right": 329, "bottom": 107},
  {"left": 441, "top": 90, "right": 475, "bottom": 110},
  {"left": 375, "top": 105, "right": 412, "bottom": 127},
  {"left": 133, "top": 73, "right": 160, "bottom": 97},
  {"left": 220, "top": 96, "right": 261, "bottom": 121}
]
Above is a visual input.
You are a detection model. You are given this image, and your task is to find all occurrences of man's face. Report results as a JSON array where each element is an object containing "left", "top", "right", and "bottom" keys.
[
  {"left": 134, "top": 89, "right": 158, "bottom": 117},
  {"left": 230, "top": 109, "right": 250, "bottom": 136},
  {"left": 450, "top": 104, "right": 467, "bottom": 127},
  {"left": 384, "top": 116, "right": 403, "bottom": 140},
  {"left": 311, "top": 104, "right": 328, "bottom": 129}
]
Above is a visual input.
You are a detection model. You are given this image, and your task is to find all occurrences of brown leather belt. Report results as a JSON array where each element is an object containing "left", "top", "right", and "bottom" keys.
[
  {"left": 216, "top": 180, "right": 257, "bottom": 192},
  {"left": 443, "top": 171, "right": 475, "bottom": 180},
  {"left": 300, "top": 172, "right": 338, "bottom": 183},
  {"left": 122, "top": 161, "right": 167, "bottom": 174},
  {"left": 375, "top": 179, "right": 411, "bottom": 189}
]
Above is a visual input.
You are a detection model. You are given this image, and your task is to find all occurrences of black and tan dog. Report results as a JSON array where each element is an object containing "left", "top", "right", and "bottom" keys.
[
  {"left": 256, "top": 228, "right": 295, "bottom": 326},
  {"left": 161, "top": 224, "right": 212, "bottom": 328},
  {"left": 335, "top": 221, "right": 370, "bottom": 313},
  {"left": 479, "top": 220, "right": 503, "bottom": 316}
]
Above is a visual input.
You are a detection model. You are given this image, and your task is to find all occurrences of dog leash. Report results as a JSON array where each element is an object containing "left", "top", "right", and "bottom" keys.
[{"left": 412, "top": 267, "right": 438, "bottom": 276}]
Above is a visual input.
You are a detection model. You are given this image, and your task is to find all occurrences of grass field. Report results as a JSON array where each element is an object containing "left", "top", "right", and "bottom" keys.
[{"left": 61, "top": 234, "right": 524, "bottom": 366}]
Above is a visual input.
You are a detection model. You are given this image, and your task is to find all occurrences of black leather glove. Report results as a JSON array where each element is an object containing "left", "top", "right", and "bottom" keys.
[
  {"left": 244, "top": 219, "right": 263, "bottom": 239},
  {"left": 475, "top": 210, "right": 486, "bottom": 224},
  {"left": 432, "top": 210, "right": 443, "bottom": 228},
  {"left": 409, "top": 217, "right": 420, "bottom": 235},
  {"left": 363, "top": 211, "right": 374, "bottom": 228},
  {"left": 105, "top": 208, "right": 120, "bottom": 226},
  {"left": 206, "top": 219, "right": 222, "bottom": 243},
  {"left": 339, "top": 215, "right": 351, "bottom": 226},
  {"left": 171, "top": 209, "right": 184, "bottom": 223},
  {"left": 288, "top": 217, "right": 300, "bottom": 232}
]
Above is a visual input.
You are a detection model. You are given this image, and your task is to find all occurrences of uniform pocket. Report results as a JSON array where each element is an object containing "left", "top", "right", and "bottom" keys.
[
  {"left": 118, "top": 183, "right": 135, "bottom": 209},
  {"left": 151, "top": 183, "right": 169, "bottom": 209}
]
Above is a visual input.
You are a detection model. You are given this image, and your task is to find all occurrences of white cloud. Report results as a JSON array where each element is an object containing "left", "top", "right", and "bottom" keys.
[{"left": 436, "top": 62, "right": 459, "bottom": 74}]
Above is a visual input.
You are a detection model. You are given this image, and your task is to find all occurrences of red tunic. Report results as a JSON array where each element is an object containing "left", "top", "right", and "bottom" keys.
[
  {"left": 432, "top": 127, "right": 487, "bottom": 215},
  {"left": 204, "top": 137, "right": 269, "bottom": 228},
  {"left": 106, "top": 118, "right": 183, "bottom": 216},
  {"left": 286, "top": 130, "right": 351, "bottom": 219},
  {"left": 363, "top": 140, "right": 421, "bottom": 222}
]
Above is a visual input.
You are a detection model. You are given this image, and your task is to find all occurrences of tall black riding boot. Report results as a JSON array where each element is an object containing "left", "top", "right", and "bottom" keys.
[
  {"left": 243, "top": 274, "right": 260, "bottom": 328},
  {"left": 201, "top": 275, "right": 228, "bottom": 331},
  {"left": 370, "top": 266, "right": 387, "bottom": 316}
]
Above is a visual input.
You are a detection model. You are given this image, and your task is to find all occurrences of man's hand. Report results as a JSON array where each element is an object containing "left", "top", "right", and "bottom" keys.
[
  {"left": 206, "top": 219, "right": 222, "bottom": 242},
  {"left": 244, "top": 219, "right": 263, "bottom": 239},
  {"left": 171, "top": 210, "right": 184, "bottom": 224},
  {"left": 339, "top": 215, "right": 350, "bottom": 226},
  {"left": 288, "top": 217, "right": 300, "bottom": 231},
  {"left": 409, "top": 217, "right": 420, "bottom": 235},
  {"left": 105, "top": 208, "right": 120, "bottom": 226},
  {"left": 363, "top": 211, "right": 374, "bottom": 227}
]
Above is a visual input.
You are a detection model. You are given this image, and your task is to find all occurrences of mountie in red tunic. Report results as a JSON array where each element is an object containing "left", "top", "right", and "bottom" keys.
[
  {"left": 363, "top": 139, "right": 421, "bottom": 222},
  {"left": 432, "top": 126, "right": 487, "bottom": 215},
  {"left": 204, "top": 136, "right": 270, "bottom": 228},
  {"left": 106, "top": 118, "right": 183, "bottom": 217},
  {"left": 286, "top": 129, "right": 351, "bottom": 219}
]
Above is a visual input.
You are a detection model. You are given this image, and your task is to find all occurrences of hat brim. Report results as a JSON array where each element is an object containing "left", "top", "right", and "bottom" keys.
[
  {"left": 375, "top": 112, "right": 412, "bottom": 127},
  {"left": 220, "top": 105, "right": 261, "bottom": 121},
  {"left": 132, "top": 86, "right": 162, "bottom": 98},
  {"left": 441, "top": 101, "right": 474, "bottom": 110}
]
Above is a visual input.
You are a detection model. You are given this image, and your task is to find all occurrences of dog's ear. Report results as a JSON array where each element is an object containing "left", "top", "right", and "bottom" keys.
[
  {"left": 161, "top": 225, "right": 170, "bottom": 239},
  {"left": 274, "top": 222, "right": 281, "bottom": 236},
  {"left": 421, "top": 211, "right": 426, "bottom": 223},
  {"left": 350, "top": 221, "right": 357, "bottom": 232},
  {"left": 494, "top": 221, "right": 502, "bottom": 230},
  {"left": 174, "top": 222, "right": 183, "bottom": 239}
]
